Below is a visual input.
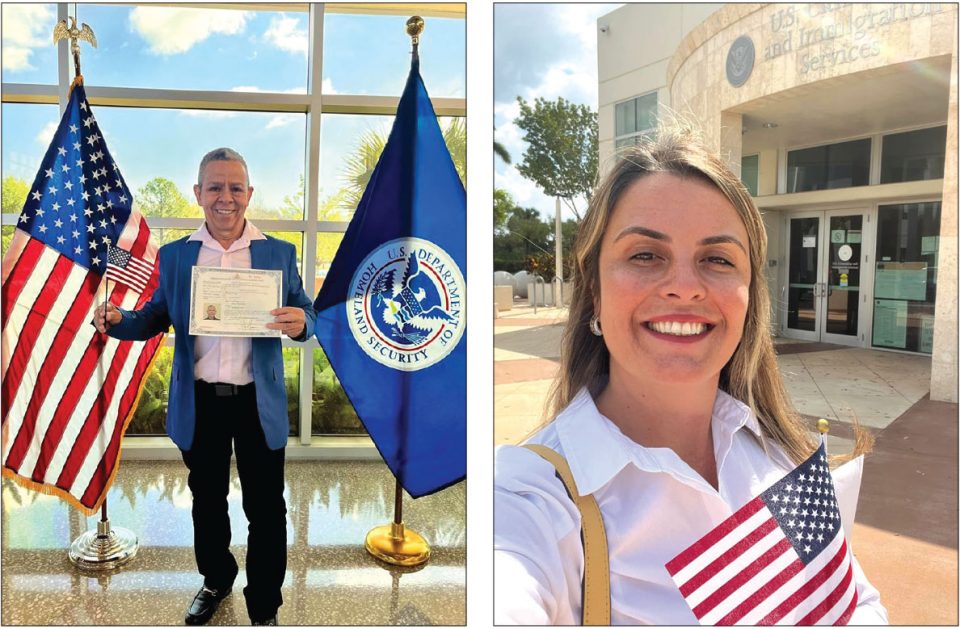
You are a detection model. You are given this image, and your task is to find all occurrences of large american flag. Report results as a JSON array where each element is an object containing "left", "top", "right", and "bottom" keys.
[
  {"left": 1, "top": 82, "right": 163, "bottom": 515},
  {"left": 666, "top": 441, "right": 858, "bottom": 625}
]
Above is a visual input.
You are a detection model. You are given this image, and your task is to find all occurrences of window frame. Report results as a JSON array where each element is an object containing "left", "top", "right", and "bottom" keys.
[
  {"left": 0, "top": 3, "right": 466, "bottom": 457},
  {"left": 614, "top": 90, "right": 658, "bottom": 149}
]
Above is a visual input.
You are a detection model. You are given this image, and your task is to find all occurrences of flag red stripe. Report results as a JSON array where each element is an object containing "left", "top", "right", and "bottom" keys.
[
  {"left": 692, "top": 537, "right": 793, "bottom": 619},
  {"left": 758, "top": 538, "right": 850, "bottom": 625},
  {"left": 0, "top": 238, "right": 45, "bottom": 329},
  {"left": 78, "top": 333, "right": 163, "bottom": 508},
  {"left": 797, "top": 562, "right": 855, "bottom": 625},
  {"left": 56, "top": 332, "right": 135, "bottom": 490},
  {"left": 127, "top": 258, "right": 153, "bottom": 273},
  {"left": 2, "top": 269, "right": 101, "bottom": 470},
  {"left": 680, "top": 516, "right": 779, "bottom": 597},
  {"left": 666, "top": 497, "right": 765, "bottom": 575},
  {"left": 834, "top": 586, "right": 858, "bottom": 625},
  {"left": 55, "top": 221, "right": 153, "bottom": 493},
  {"left": 115, "top": 268, "right": 150, "bottom": 285},
  {"left": 29, "top": 281, "right": 128, "bottom": 481},
  {"left": 109, "top": 260, "right": 151, "bottom": 281},
  {"left": 0, "top": 254, "right": 74, "bottom": 426},
  {"left": 716, "top": 557, "right": 805, "bottom": 625},
  {"left": 105, "top": 270, "right": 146, "bottom": 292}
]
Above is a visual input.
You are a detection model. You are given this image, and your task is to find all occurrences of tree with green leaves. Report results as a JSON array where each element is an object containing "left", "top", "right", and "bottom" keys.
[
  {"left": 514, "top": 96, "right": 598, "bottom": 221},
  {"left": 339, "top": 117, "right": 466, "bottom": 214},
  {"left": 134, "top": 176, "right": 197, "bottom": 219},
  {"left": 493, "top": 206, "right": 553, "bottom": 273},
  {"left": 1, "top": 176, "right": 30, "bottom": 255},
  {"left": 494, "top": 188, "right": 517, "bottom": 233}
]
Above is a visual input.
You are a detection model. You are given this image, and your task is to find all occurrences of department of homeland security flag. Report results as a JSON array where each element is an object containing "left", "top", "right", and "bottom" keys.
[
  {"left": 666, "top": 442, "right": 858, "bottom": 625},
  {"left": 1, "top": 82, "right": 163, "bottom": 514},
  {"left": 313, "top": 55, "right": 465, "bottom": 497}
]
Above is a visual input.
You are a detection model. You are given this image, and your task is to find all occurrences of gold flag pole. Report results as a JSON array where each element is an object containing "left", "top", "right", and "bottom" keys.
[
  {"left": 365, "top": 479, "right": 431, "bottom": 566},
  {"left": 362, "top": 15, "right": 432, "bottom": 569},
  {"left": 818, "top": 418, "right": 830, "bottom": 457},
  {"left": 52, "top": 18, "right": 138, "bottom": 571}
]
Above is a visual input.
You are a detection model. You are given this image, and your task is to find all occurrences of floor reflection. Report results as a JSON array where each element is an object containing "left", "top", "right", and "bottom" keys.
[{"left": 2, "top": 460, "right": 465, "bottom": 625}]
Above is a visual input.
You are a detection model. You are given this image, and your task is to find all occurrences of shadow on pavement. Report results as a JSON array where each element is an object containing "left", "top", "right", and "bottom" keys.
[
  {"left": 857, "top": 394, "right": 958, "bottom": 549},
  {"left": 494, "top": 324, "right": 565, "bottom": 361}
]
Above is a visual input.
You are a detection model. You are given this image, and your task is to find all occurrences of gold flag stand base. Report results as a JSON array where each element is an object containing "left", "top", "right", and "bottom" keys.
[
  {"left": 365, "top": 521, "right": 431, "bottom": 567},
  {"left": 68, "top": 501, "right": 138, "bottom": 571}
]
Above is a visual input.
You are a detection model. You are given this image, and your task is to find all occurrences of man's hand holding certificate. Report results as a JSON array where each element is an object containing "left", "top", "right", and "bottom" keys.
[{"left": 189, "top": 266, "right": 284, "bottom": 337}]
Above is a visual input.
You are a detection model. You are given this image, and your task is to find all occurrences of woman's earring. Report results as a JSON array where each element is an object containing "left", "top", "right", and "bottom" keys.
[{"left": 589, "top": 315, "right": 603, "bottom": 337}]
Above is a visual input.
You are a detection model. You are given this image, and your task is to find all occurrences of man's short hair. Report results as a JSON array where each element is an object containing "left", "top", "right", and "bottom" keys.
[{"left": 197, "top": 147, "right": 249, "bottom": 187}]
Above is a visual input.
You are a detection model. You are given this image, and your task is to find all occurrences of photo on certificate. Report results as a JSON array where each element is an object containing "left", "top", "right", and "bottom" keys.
[{"left": 188, "top": 266, "right": 282, "bottom": 337}]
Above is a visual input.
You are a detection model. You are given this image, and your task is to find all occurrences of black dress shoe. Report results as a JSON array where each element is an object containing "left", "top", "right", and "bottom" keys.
[
  {"left": 251, "top": 614, "right": 277, "bottom": 626},
  {"left": 184, "top": 585, "right": 231, "bottom": 625}
]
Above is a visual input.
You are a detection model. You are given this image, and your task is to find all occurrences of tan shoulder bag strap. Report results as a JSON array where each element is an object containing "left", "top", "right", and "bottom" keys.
[{"left": 524, "top": 444, "right": 611, "bottom": 626}]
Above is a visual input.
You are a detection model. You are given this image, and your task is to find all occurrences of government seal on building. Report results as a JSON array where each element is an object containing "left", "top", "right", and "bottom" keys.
[
  {"left": 726, "top": 35, "right": 755, "bottom": 87},
  {"left": 347, "top": 237, "right": 465, "bottom": 372}
]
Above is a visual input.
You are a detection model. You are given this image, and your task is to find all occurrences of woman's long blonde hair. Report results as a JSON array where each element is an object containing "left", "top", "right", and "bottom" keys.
[{"left": 546, "top": 126, "right": 870, "bottom": 464}]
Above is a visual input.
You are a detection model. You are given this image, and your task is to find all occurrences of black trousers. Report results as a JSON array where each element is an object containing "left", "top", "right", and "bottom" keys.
[{"left": 181, "top": 381, "right": 287, "bottom": 621}]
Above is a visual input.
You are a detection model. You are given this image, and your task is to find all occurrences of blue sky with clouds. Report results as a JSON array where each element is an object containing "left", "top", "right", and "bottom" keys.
[
  {"left": 1, "top": 4, "right": 464, "bottom": 214},
  {"left": 494, "top": 3, "right": 620, "bottom": 219}
]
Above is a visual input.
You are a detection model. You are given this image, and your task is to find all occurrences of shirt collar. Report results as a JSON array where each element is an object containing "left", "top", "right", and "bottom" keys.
[
  {"left": 553, "top": 388, "right": 762, "bottom": 496},
  {"left": 188, "top": 220, "right": 266, "bottom": 250}
]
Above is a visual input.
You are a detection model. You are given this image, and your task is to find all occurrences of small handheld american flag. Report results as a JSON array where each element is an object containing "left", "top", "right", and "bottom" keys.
[
  {"left": 106, "top": 244, "right": 153, "bottom": 293},
  {"left": 666, "top": 441, "right": 858, "bottom": 625}
]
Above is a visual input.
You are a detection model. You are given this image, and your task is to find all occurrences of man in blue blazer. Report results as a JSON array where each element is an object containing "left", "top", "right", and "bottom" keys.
[{"left": 96, "top": 148, "right": 316, "bottom": 626}]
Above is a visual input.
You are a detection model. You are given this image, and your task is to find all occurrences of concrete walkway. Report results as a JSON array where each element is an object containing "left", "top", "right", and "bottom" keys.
[{"left": 494, "top": 304, "right": 957, "bottom": 624}]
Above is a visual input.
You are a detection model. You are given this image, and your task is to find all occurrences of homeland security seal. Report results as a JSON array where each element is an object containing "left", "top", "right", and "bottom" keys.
[{"left": 347, "top": 237, "right": 465, "bottom": 372}]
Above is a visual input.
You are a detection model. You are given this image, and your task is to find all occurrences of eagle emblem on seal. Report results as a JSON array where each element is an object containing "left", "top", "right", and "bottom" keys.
[{"left": 369, "top": 252, "right": 456, "bottom": 346}]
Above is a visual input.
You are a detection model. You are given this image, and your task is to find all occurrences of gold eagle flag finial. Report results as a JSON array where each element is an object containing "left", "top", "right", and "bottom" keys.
[{"left": 53, "top": 16, "right": 97, "bottom": 86}]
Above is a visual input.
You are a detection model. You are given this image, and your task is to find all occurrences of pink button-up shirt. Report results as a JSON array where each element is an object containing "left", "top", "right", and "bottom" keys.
[{"left": 188, "top": 221, "right": 267, "bottom": 385}]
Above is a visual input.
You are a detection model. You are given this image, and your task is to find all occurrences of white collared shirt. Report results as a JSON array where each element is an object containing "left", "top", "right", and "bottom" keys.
[
  {"left": 188, "top": 221, "right": 267, "bottom": 385},
  {"left": 494, "top": 388, "right": 888, "bottom": 625}
]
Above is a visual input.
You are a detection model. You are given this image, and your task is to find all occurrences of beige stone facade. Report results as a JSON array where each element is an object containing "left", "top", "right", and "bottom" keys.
[{"left": 598, "top": 3, "right": 958, "bottom": 402}]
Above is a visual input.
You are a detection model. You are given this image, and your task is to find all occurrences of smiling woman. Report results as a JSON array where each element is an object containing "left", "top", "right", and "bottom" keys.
[{"left": 493, "top": 125, "right": 885, "bottom": 625}]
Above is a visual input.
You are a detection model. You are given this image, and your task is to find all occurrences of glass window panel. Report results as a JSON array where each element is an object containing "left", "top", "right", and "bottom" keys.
[
  {"left": 1, "top": 4, "right": 58, "bottom": 85},
  {"left": 2, "top": 103, "right": 61, "bottom": 191},
  {"left": 880, "top": 126, "right": 947, "bottom": 184},
  {"left": 872, "top": 202, "right": 941, "bottom": 353},
  {"left": 88, "top": 106, "right": 305, "bottom": 220},
  {"left": 787, "top": 138, "right": 870, "bottom": 192},
  {"left": 320, "top": 114, "right": 464, "bottom": 221},
  {"left": 635, "top": 91, "right": 658, "bottom": 132},
  {"left": 283, "top": 347, "right": 300, "bottom": 437},
  {"left": 128, "top": 346, "right": 173, "bottom": 436},
  {"left": 315, "top": 232, "right": 345, "bottom": 295},
  {"left": 312, "top": 346, "right": 365, "bottom": 435},
  {"left": 615, "top": 99, "right": 637, "bottom": 136},
  {"left": 150, "top": 228, "right": 194, "bottom": 248},
  {"left": 75, "top": 5, "right": 308, "bottom": 92},
  {"left": 741, "top": 154, "right": 759, "bottom": 197},
  {"left": 322, "top": 13, "right": 464, "bottom": 97}
]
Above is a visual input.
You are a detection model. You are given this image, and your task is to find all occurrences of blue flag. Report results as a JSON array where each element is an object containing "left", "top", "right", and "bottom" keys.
[{"left": 313, "top": 56, "right": 465, "bottom": 498}]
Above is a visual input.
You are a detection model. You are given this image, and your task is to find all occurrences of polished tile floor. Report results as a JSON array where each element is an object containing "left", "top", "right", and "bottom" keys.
[{"left": 1, "top": 460, "right": 465, "bottom": 625}]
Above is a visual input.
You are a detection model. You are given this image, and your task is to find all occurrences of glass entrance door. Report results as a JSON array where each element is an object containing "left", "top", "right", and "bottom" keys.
[{"left": 784, "top": 210, "right": 867, "bottom": 345}]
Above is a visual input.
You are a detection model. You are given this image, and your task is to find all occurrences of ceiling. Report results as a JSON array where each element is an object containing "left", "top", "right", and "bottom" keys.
[{"left": 737, "top": 55, "right": 952, "bottom": 153}]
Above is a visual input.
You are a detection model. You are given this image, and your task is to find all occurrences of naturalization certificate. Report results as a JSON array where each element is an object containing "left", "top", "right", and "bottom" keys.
[{"left": 188, "top": 266, "right": 282, "bottom": 337}]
